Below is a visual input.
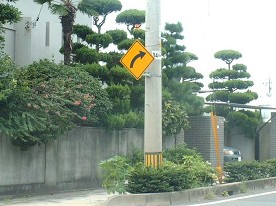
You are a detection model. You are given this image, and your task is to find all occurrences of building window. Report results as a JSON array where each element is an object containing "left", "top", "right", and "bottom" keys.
[{"left": 45, "top": 22, "right": 50, "bottom": 46}]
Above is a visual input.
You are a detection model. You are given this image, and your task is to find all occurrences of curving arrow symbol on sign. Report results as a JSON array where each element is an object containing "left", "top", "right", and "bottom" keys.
[{"left": 130, "top": 50, "right": 146, "bottom": 68}]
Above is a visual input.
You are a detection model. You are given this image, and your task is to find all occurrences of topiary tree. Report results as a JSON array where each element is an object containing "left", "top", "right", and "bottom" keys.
[
  {"left": 70, "top": 4, "right": 145, "bottom": 130},
  {"left": 115, "top": 9, "right": 145, "bottom": 35},
  {"left": 79, "top": 0, "right": 122, "bottom": 33},
  {"left": 206, "top": 50, "right": 260, "bottom": 138},
  {"left": 114, "top": 9, "right": 145, "bottom": 50},
  {"left": 214, "top": 50, "right": 242, "bottom": 70},
  {"left": 78, "top": 0, "right": 122, "bottom": 52},
  {"left": 162, "top": 22, "right": 204, "bottom": 116},
  {"left": 71, "top": 4, "right": 201, "bottom": 136}
]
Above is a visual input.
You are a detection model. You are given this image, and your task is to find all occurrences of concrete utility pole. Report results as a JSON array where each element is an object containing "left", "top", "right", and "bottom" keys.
[{"left": 144, "top": 0, "right": 162, "bottom": 168}]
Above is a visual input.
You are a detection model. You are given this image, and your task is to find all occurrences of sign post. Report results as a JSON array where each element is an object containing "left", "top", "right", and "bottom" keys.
[
  {"left": 120, "top": 0, "right": 162, "bottom": 168},
  {"left": 144, "top": 0, "right": 162, "bottom": 168}
]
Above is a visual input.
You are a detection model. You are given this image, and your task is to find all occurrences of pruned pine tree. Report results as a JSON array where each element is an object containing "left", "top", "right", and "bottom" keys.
[
  {"left": 162, "top": 22, "right": 204, "bottom": 116},
  {"left": 206, "top": 50, "right": 260, "bottom": 138}
]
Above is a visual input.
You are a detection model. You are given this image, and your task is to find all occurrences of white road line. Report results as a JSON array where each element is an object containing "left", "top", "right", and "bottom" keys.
[{"left": 187, "top": 190, "right": 276, "bottom": 206}]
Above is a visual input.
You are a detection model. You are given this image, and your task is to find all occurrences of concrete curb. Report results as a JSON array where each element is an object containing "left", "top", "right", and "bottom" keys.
[{"left": 102, "top": 177, "right": 276, "bottom": 206}]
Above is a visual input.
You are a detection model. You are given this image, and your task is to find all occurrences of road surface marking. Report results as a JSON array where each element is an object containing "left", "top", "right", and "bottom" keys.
[{"left": 187, "top": 190, "right": 276, "bottom": 206}]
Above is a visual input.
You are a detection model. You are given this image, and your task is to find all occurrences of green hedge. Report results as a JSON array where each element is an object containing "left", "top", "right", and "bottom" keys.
[{"left": 224, "top": 159, "right": 276, "bottom": 183}]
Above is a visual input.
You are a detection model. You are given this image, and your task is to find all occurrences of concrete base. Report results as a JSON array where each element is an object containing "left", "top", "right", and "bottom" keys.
[{"left": 103, "top": 177, "right": 276, "bottom": 206}]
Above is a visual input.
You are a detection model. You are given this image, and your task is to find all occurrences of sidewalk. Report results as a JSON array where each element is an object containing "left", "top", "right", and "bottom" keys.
[{"left": 0, "top": 189, "right": 115, "bottom": 206}]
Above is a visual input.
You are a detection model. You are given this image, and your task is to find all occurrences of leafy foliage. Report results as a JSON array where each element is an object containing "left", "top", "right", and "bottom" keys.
[
  {"left": 0, "top": 58, "right": 111, "bottom": 148},
  {"left": 163, "top": 143, "right": 200, "bottom": 164},
  {"left": 0, "top": 1, "right": 22, "bottom": 24},
  {"left": 265, "top": 159, "right": 276, "bottom": 177},
  {"left": 100, "top": 144, "right": 216, "bottom": 194},
  {"left": 164, "top": 144, "right": 216, "bottom": 187},
  {"left": 86, "top": 33, "right": 113, "bottom": 50},
  {"left": 224, "top": 160, "right": 271, "bottom": 182},
  {"left": 162, "top": 101, "right": 189, "bottom": 137},
  {"left": 100, "top": 155, "right": 131, "bottom": 194},
  {"left": 78, "top": 63, "right": 109, "bottom": 81},
  {"left": 73, "top": 24, "right": 94, "bottom": 41},
  {"left": 227, "top": 110, "right": 261, "bottom": 138},
  {"left": 125, "top": 145, "right": 144, "bottom": 166},
  {"left": 126, "top": 162, "right": 174, "bottom": 193},
  {"left": 117, "top": 38, "right": 135, "bottom": 50},
  {"left": 0, "top": 55, "right": 16, "bottom": 101},
  {"left": 162, "top": 22, "right": 204, "bottom": 116},
  {"left": 106, "top": 29, "right": 128, "bottom": 45},
  {"left": 127, "top": 156, "right": 215, "bottom": 193},
  {"left": 0, "top": 0, "right": 22, "bottom": 51},
  {"left": 104, "top": 112, "right": 143, "bottom": 130},
  {"left": 224, "top": 158, "right": 276, "bottom": 183},
  {"left": 132, "top": 29, "right": 145, "bottom": 40},
  {"left": 105, "top": 84, "right": 131, "bottom": 114},
  {"left": 108, "top": 65, "right": 133, "bottom": 84},
  {"left": 75, "top": 47, "right": 99, "bottom": 64}
]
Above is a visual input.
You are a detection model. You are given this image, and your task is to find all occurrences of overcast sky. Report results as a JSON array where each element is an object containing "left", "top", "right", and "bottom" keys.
[{"left": 112, "top": 0, "right": 276, "bottom": 106}]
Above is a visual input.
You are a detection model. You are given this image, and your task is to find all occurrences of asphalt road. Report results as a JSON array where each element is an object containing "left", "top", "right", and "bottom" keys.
[{"left": 177, "top": 189, "right": 276, "bottom": 206}]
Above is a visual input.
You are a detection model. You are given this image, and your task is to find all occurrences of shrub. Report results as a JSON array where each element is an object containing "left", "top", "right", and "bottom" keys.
[
  {"left": 75, "top": 47, "right": 99, "bottom": 64},
  {"left": 105, "top": 114, "right": 126, "bottom": 129},
  {"left": 100, "top": 144, "right": 216, "bottom": 194},
  {"left": 126, "top": 159, "right": 215, "bottom": 194},
  {"left": 100, "top": 156, "right": 131, "bottom": 194},
  {"left": 163, "top": 143, "right": 200, "bottom": 164},
  {"left": 123, "top": 111, "right": 143, "bottom": 128},
  {"left": 162, "top": 161, "right": 197, "bottom": 190},
  {"left": 266, "top": 158, "right": 276, "bottom": 177},
  {"left": 181, "top": 155, "right": 216, "bottom": 187},
  {"left": 125, "top": 145, "right": 144, "bottom": 166},
  {"left": 126, "top": 163, "right": 174, "bottom": 193},
  {"left": 162, "top": 101, "right": 189, "bottom": 137},
  {"left": 0, "top": 59, "right": 111, "bottom": 149},
  {"left": 104, "top": 112, "right": 144, "bottom": 130},
  {"left": 164, "top": 144, "right": 216, "bottom": 187},
  {"left": 224, "top": 160, "right": 271, "bottom": 183},
  {"left": 105, "top": 84, "right": 131, "bottom": 114}
]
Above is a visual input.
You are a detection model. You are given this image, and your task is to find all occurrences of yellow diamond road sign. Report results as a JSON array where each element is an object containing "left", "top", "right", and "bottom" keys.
[{"left": 120, "top": 40, "right": 154, "bottom": 80}]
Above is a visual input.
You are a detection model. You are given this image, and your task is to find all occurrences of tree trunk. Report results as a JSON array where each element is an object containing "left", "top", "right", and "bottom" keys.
[{"left": 61, "top": 5, "right": 76, "bottom": 65}]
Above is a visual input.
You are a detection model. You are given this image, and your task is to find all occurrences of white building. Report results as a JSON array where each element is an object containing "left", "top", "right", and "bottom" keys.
[{"left": 2, "top": 0, "right": 91, "bottom": 66}]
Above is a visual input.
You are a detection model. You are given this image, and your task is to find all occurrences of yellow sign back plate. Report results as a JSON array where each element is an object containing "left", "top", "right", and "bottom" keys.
[{"left": 120, "top": 40, "right": 154, "bottom": 80}]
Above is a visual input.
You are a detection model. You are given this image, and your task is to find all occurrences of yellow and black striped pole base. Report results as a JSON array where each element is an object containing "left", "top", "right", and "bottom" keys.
[{"left": 145, "top": 152, "right": 163, "bottom": 168}]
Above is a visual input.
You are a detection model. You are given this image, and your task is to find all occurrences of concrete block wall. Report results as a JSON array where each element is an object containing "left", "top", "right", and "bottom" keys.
[
  {"left": 0, "top": 136, "right": 45, "bottom": 186},
  {"left": 0, "top": 127, "right": 180, "bottom": 196},
  {"left": 269, "top": 112, "right": 276, "bottom": 158},
  {"left": 230, "top": 127, "right": 255, "bottom": 161},
  {"left": 257, "top": 122, "right": 270, "bottom": 161},
  {"left": 2, "top": 113, "right": 276, "bottom": 197},
  {"left": 0, "top": 127, "right": 144, "bottom": 196},
  {"left": 184, "top": 115, "right": 224, "bottom": 167}
]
